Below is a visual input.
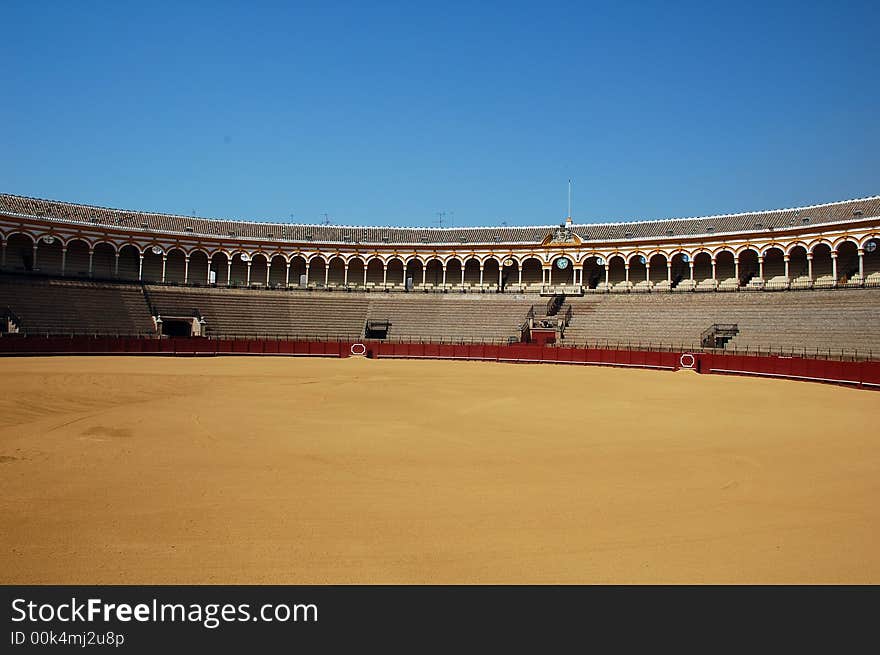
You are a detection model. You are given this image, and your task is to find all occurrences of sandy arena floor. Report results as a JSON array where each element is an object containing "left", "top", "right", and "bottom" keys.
[{"left": 1, "top": 355, "right": 878, "bottom": 584}]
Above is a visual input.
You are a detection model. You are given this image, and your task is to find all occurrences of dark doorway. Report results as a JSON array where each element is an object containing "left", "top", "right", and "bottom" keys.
[{"left": 161, "top": 318, "right": 193, "bottom": 337}]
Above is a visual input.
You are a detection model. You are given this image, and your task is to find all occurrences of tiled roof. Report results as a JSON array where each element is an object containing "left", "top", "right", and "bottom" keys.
[{"left": 1, "top": 193, "right": 878, "bottom": 245}]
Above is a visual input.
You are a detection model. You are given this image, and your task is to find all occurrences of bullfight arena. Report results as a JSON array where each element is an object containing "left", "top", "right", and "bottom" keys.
[{"left": 1, "top": 355, "right": 878, "bottom": 584}]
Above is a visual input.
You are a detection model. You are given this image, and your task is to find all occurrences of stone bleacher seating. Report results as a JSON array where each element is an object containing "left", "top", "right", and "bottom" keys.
[
  {"left": 147, "top": 286, "right": 538, "bottom": 342},
  {"left": 1, "top": 274, "right": 878, "bottom": 357},
  {"left": 0, "top": 275, "right": 154, "bottom": 335},
  {"left": 561, "top": 289, "right": 880, "bottom": 356},
  {"left": 147, "top": 286, "right": 369, "bottom": 339},
  {"left": 364, "top": 294, "right": 534, "bottom": 343}
]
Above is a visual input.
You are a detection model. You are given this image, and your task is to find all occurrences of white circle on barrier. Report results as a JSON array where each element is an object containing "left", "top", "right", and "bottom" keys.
[
  {"left": 350, "top": 343, "right": 367, "bottom": 356},
  {"left": 680, "top": 353, "right": 695, "bottom": 368}
]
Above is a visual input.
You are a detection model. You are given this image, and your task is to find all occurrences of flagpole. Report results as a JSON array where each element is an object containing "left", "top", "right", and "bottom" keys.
[{"left": 568, "top": 179, "right": 572, "bottom": 221}]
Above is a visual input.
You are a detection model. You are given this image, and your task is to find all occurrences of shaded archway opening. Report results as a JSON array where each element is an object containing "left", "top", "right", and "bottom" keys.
[
  {"left": 327, "top": 257, "right": 346, "bottom": 286},
  {"left": 788, "top": 246, "right": 808, "bottom": 280},
  {"left": 93, "top": 243, "right": 116, "bottom": 279},
  {"left": 763, "top": 247, "right": 785, "bottom": 279},
  {"left": 307, "top": 258, "right": 327, "bottom": 286},
  {"left": 228, "top": 253, "right": 249, "bottom": 286},
  {"left": 289, "top": 256, "right": 307, "bottom": 286},
  {"left": 607, "top": 256, "right": 626, "bottom": 285},
  {"left": 693, "top": 252, "right": 712, "bottom": 283},
  {"left": 648, "top": 254, "right": 668, "bottom": 284},
  {"left": 66, "top": 240, "right": 91, "bottom": 277},
  {"left": 5, "top": 234, "right": 35, "bottom": 272},
  {"left": 500, "top": 258, "right": 518, "bottom": 291},
  {"left": 550, "top": 257, "right": 574, "bottom": 285},
  {"left": 165, "top": 249, "right": 187, "bottom": 284},
  {"left": 483, "top": 259, "right": 501, "bottom": 289},
  {"left": 347, "top": 258, "right": 365, "bottom": 287},
  {"left": 118, "top": 245, "right": 141, "bottom": 280},
  {"left": 209, "top": 252, "right": 229, "bottom": 285},
  {"left": 836, "top": 241, "right": 859, "bottom": 281},
  {"left": 581, "top": 256, "right": 604, "bottom": 289},
  {"left": 864, "top": 238, "right": 880, "bottom": 280},
  {"left": 36, "top": 237, "right": 64, "bottom": 275},
  {"left": 628, "top": 254, "right": 648, "bottom": 284},
  {"left": 445, "top": 259, "right": 463, "bottom": 287},
  {"left": 268, "top": 255, "right": 287, "bottom": 287},
  {"left": 669, "top": 253, "right": 690, "bottom": 287},
  {"left": 405, "top": 259, "right": 424, "bottom": 289},
  {"left": 366, "top": 259, "right": 384, "bottom": 286},
  {"left": 715, "top": 251, "right": 736, "bottom": 281},
  {"left": 738, "top": 249, "right": 759, "bottom": 284},
  {"left": 188, "top": 251, "right": 210, "bottom": 285},
  {"left": 810, "top": 243, "right": 833, "bottom": 279},
  {"left": 249, "top": 254, "right": 269, "bottom": 286},
  {"left": 521, "top": 258, "right": 542, "bottom": 285},
  {"left": 425, "top": 259, "right": 443, "bottom": 286},
  {"left": 386, "top": 258, "right": 404, "bottom": 287},
  {"left": 463, "top": 258, "right": 481, "bottom": 286}
]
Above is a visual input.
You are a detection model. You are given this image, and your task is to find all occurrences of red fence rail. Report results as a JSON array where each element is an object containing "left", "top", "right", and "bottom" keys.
[{"left": 1, "top": 336, "right": 878, "bottom": 390}]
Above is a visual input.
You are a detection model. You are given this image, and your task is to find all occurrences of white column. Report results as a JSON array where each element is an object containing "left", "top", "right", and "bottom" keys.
[
  {"left": 246, "top": 261, "right": 252, "bottom": 285},
  {"left": 402, "top": 264, "right": 407, "bottom": 286},
  {"left": 207, "top": 259, "right": 212, "bottom": 285},
  {"left": 344, "top": 262, "right": 349, "bottom": 286},
  {"left": 61, "top": 247, "right": 68, "bottom": 276},
  {"left": 304, "top": 262, "right": 310, "bottom": 286},
  {"left": 783, "top": 255, "right": 790, "bottom": 279},
  {"left": 422, "top": 265, "right": 427, "bottom": 287},
  {"left": 460, "top": 266, "right": 464, "bottom": 286},
  {"left": 383, "top": 265, "right": 388, "bottom": 287},
  {"left": 114, "top": 252, "right": 119, "bottom": 277},
  {"left": 498, "top": 266, "right": 502, "bottom": 288},
  {"left": 831, "top": 252, "right": 838, "bottom": 281},
  {"left": 689, "top": 260, "right": 694, "bottom": 280},
  {"left": 604, "top": 266, "right": 609, "bottom": 287},
  {"left": 666, "top": 260, "right": 671, "bottom": 283},
  {"left": 442, "top": 263, "right": 447, "bottom": 286},
  {"left": 624, "top": 264, "right": 630, "bottom": 283},
  {"left": 285, "top": 262, "right": 291, "bottom": 287},
  {"left": 711, "top": 258, "right": 716, "bottom": 282},
  {"left": 32, "top": 244, "right": 38, "bottom": 270},
  {"left": 858, "top": 249, "right": 864, "bottom": 279},
  {"left": 226, "top": 259, "right": 232, "bottom": 286},
  {"left": 88, "top": 249, "right": 94, "bottom": 277},
  {"left": 362, "top": 264, "right": 367, "bottom": 287},
  {"left": 518, "top": 266, "right": 522, "bottom": 285},
  {"left": 645, "top": 263, "right": 651, "bottom": 282},
  {"left": 758, "top": 255, "right": 764, "bottom": 280},
  {"left": 807, "top": 253, "right": 813, "bottom": 280},
  {"left": 138, "top": 254, "right": 144, "bottom": 281},
  {"left": 734, "top": 258, "right": 740, "bottom": 283},
  {"left": 324, "top": 263, "right": 329, "bottom": 287},
  {"left": 265, "top": 261, "right": 271, "bottom": 287},
  {"left": 181, "top": 256, "right": 188, "bottom": 284},
  {"left": 479, "top": 265, "right": 484, "bottom": 286}
]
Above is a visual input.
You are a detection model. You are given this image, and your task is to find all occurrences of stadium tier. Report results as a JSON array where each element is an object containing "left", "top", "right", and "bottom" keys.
[
  {"left": 1, "top": 192, "right": 879, "bottom": 357},
  {"left": 2, "top": 275, "right": 879, "bottom": 357}
]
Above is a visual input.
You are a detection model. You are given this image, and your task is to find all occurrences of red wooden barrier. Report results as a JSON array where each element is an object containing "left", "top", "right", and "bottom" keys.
[{"left": 1, "top": 336, "right": 877, "bottom": 389}]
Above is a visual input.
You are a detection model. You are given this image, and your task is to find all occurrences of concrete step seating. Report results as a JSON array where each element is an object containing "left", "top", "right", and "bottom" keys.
[{"left": 0, "top": 276, "right": 154, "bottom": 335}]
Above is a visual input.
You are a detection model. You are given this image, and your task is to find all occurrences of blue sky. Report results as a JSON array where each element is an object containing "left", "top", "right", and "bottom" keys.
[{"left": 2, "top": 1, "right": 878, "bottom": 227}]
